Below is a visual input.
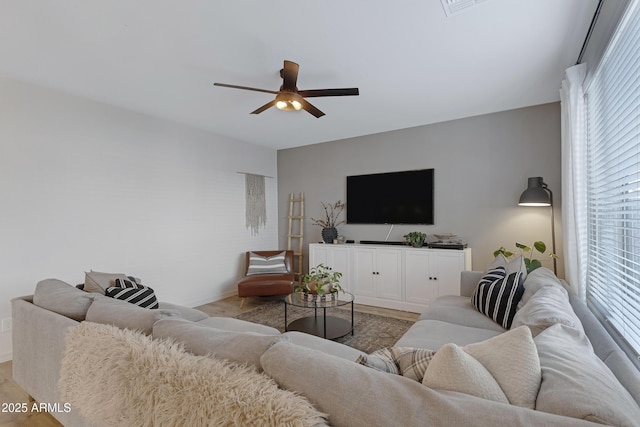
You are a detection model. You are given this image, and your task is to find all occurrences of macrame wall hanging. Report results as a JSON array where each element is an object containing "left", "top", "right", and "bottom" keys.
[{"left": 244, "top": 173, "right": 267, "bottom": 235}]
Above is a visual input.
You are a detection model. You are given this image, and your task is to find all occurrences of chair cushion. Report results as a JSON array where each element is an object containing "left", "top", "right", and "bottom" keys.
[{"left": 237, "top": 274, "right": 294, "bottom": 298}]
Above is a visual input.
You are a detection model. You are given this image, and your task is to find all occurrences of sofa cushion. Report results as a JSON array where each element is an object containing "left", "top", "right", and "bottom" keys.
[
  {"left": 463, "top": 326, "right": 540, "bottom": 409},
  {"left": 471, "top": 267, "right": 524, "bottom": 329},
  {"left": 246, "top": 251, "right": 288, "bottom": 275},
  {"left": 512, "top": 284, "right": 583, "bottom": 337},
  {"left": 261, "top": 342, "right": 592, "bottom": 427},
  {"left": 157, "top": 302, "right": 209, "bottom": 322},
  {"left": 396, "top": 319, "right": 502, "bottom": 350},
  {"left": 33, "top": 279, "right": 96, "bottom": 321},
  {"left": 417, "top": 296, "right": 507, "bottom": 332},
  {"left": 61, "top": 322, "right": 327, "bottom": 427},
  {"left": 423, "top": 343, "right": 509, "bottom": 404},
  {"left": 520, "top": 267, "right": 566, "bottom": 307},
  {"left": 152, "top": 318, "right": 285, "bottom": 370},
  {"left": 535, "top": 323, "right": 640, "bottom": 426},
  {"left": 282, "top": 331, "right": 365, "bottom": 361},
  {"left": 84, "top": 270, "right": 130, "bottom": 293},
  {"left": 105, "top": 285, "right": 159, "bottom": 309},
  {"left": 196, "top": 316, "right": 280, "bottom": 335},
  {"left": 86, "top": 297, "right": 181, "bottom": 335},
  {"left": 487, "top": 254, "right": 527, "bottom": 279}
]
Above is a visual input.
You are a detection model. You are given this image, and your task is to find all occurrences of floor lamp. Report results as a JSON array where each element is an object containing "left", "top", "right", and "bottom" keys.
[{"left": 518, "top": 177, "right": 557, "bottom": 275}]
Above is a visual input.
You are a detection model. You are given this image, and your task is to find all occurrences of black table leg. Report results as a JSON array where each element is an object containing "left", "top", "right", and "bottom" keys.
[{"left": 284, "top": 302, "right": 288, "bottom": 331}]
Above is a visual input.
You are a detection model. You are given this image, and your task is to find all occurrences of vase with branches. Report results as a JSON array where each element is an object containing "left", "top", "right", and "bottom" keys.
[{"left": 311, "top": 201, "right": 346, "bottom": 243}]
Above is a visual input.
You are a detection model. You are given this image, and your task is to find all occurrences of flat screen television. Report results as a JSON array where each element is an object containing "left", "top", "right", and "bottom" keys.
[{"left": 346, "top": 169, "right": 434, "bottom": 224}]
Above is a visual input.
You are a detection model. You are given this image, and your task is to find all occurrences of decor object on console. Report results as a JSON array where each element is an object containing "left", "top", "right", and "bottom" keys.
[
  {"left": 493, "top": 241, "right": 557, "bottom": 274},
  {"left": 404, "top": 231, "right": 427, "bottom": 248},
  {"left": 297, "top": 263, "right": 343, "bottom": 300},
  {"left": 518, "top": 176, "right": 557, "bottom": 274},
  {"left": 237, "top": 250, "right": 295, "bottom": 308},
  {"left": 311, "top": 200, "right": 345, "bottom": 243}
]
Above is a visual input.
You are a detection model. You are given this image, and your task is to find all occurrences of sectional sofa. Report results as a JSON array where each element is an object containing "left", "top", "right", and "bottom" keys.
[{"left": 11, "top": 266, "right": 640, "bottom": 426}]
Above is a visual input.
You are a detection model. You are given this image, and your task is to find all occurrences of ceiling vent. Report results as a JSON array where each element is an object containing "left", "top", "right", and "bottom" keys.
[{"left": 440, "top": 0, "right": 493, "bottom": 17}]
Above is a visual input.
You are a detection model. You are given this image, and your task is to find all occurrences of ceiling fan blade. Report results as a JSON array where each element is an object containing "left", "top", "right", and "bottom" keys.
[
  {"left": 251, "top": 100, "right": 277, "bottom": 115},
  {"left": 214, "top": 83, "right": 278, "bottom": 95},
  {"left": 298, "top": 88, "right": 359, "bottom": 98},
  {"left": 301, "top": 99, "right": 325, "bottom": 118},
  {"left": 281, "top": 60, "right": 299, "bottom": 91}
]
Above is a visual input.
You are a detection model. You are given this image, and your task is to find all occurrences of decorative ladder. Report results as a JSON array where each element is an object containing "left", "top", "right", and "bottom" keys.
[{"left": 287, "top": 192, "right": 305, "bottom": 284}]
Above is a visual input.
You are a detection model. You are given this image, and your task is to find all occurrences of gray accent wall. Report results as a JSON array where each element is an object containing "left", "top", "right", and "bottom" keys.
[{"left": 277, "top": 102, "right": 563, "bottom": 277}]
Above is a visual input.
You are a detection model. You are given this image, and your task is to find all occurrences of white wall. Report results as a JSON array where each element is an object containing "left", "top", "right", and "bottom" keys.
[
  {"left": 0, "top": 75, "right": 278, "bottom": 361},
  {"left": 278, "top": 102, "right": 562, "bottom": 278}
]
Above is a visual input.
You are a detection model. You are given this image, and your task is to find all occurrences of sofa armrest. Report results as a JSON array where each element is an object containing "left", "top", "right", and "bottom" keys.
[{"left": 460, "top": 271, "right": 483, "bottom": 297}]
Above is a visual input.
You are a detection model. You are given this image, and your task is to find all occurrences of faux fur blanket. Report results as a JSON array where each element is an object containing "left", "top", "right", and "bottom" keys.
[{"left": 59, "top": 322, "right": 327, "bottom": 427}]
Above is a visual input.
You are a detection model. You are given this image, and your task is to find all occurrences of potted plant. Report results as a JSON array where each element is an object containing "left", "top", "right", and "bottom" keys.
[
  {"left": 404, "top": 231, "right": 427, "bottom": 248},
  {"left": 493, "top": 241, "right": 558, "bottom": 274},
  {"left": 296, "top": 264, "right": 344, "bottom": 301},
  {"left": 311, "top": 201, "right": 346, "bottom": 243}
]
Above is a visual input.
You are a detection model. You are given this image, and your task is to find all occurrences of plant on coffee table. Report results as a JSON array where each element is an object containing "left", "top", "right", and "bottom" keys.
[{"left": 297, "top": 264, "right": 344, "bottom": 296}]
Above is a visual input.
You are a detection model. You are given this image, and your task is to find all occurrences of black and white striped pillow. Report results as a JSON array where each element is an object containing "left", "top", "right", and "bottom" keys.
[
  {"left": 471, "top": 266, "right": 525, "bottom": 329},
  {"left": 115, "top": 278, "right": 143, "bottom": 289},
  {"left": 246, "top": 252, "right": 288, "bottom": 275},
  {"left": 106, "top": 281, "right": 159, "bottom": 309}
]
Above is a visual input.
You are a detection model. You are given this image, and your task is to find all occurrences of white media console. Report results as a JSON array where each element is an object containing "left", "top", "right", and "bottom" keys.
[{"left": 309, "top": 243, "right": 472, "bottom": 313}]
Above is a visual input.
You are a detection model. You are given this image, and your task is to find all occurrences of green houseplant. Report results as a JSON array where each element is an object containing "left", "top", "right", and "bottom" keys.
[
  {"left": 493, "top": 241, "right": 558, "bottom": 274},
  {"left": 297, "top": 264, "right": 344, "bottom": 296},
  {"left": 404, "top": 231, "right": 427, "bottom": 248}
]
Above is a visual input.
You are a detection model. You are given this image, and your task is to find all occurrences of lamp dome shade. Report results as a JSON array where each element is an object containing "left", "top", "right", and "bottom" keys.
[{"left": 519, "top": 177, "right": 551, "bottom": 206}]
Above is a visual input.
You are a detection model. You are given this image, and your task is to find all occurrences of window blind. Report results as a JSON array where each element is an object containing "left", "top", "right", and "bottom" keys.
[{"left": 585, "top": 0, "right": 640, "bottom": 360}]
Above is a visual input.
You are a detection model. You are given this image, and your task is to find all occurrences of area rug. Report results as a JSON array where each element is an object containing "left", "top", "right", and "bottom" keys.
[{"left": 235, "top": 302, "right": 414, "bottom": 354}]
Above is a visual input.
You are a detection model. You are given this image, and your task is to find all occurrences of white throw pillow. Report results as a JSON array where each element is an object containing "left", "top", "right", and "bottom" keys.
[
  {"left": 512, "top": 285, "right": 584, "bottom": 337},
  {"left": 519, "top": 267, "right": 564, "bottom": 307},
  {"left": 84, "top": 270, "right": 130, "bottom": 293},
  {"left": 463, "top": 326, "right": 541, "bottom": 409},
  {"left": 422, "top": 343, "right": 508, "bottom": 404},
  {"left": 487, "top": 254, "right": 527, "bottom": 280}
]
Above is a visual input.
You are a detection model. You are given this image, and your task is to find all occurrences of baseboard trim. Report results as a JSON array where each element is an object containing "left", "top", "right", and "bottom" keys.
[{"left": 0, "top": 351, "right": 12, "bottom": 363}]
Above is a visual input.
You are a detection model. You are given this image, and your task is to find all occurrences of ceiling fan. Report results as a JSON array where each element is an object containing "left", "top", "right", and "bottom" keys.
[{"left": 214, "top": 60, "right": 359, "bottom": 118}]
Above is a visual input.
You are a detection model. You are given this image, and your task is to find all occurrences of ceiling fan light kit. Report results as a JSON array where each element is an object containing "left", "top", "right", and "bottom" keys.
[
  {"left": 214, "top": 60, "right": 359, "bottom": 118},
  {"left": 275, "top": 92, "right": 303, "bottom": 111}
]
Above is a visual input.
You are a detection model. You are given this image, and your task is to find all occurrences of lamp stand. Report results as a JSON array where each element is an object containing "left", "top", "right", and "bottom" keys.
[{"left": 546, "top": 184, "right": 557, "bottom": 275}]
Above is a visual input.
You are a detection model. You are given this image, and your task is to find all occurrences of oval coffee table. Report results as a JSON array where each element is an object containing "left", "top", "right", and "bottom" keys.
[{"left": 284, "top": 291, "right": 354, "bottom": 339}]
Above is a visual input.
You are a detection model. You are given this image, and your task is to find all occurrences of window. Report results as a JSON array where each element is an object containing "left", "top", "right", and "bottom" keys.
[{"left": 585, "top": 0, "right": 640, "bottom": 362}]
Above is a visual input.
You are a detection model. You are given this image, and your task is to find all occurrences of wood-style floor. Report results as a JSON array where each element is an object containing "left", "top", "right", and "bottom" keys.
[{"left": 0, "top": 295, "right": 418, "bottom": 426}]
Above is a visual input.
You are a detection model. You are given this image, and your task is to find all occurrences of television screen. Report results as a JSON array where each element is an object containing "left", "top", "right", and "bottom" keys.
[{"left": 346, "top": 169, "right": 434, "bottom": 224}]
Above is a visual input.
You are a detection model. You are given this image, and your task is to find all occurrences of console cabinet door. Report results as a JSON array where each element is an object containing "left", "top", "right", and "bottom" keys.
[
  {"left": 432, "top": 251, "right": 467, "bottom": 296},
  {"left": 351, "top": 248, "right": 376, "bottom": 297},
  {"left": 404, "top": 249, "right": 439, "bottom": 306},
  {"left": 309, "top": 244, "right": 351, "bottom": 293},
  {"left": 375, "top": 249, "right": 403, "bottom": 301},
  {"left": 329, "top": 246, "right": 351, "bottom": 293}
]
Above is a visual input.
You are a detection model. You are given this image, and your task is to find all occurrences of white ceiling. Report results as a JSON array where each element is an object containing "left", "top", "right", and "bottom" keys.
[{"left": 0, "top": 0, "right": 598, "bottom": 150}]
